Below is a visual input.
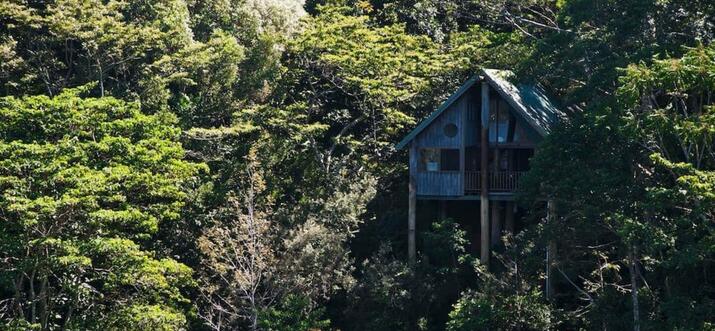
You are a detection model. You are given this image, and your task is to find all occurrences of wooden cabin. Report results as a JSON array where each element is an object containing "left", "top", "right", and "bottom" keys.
[{"left": 396, "top": 69, "right": 563, "bottom": 267}]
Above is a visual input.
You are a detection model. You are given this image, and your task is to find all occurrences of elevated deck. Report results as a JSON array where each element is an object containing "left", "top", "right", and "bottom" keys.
[
  {"left": 464, "top": 171, "right": 525, "bottom": 194},
  {"left": 415, "top": 170, "right": 525, "bottom": 201}
]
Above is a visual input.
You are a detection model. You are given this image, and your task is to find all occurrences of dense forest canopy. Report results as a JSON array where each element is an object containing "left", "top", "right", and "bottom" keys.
[{"left": 0, "top": 0, "right": 713, "bottom": 330}]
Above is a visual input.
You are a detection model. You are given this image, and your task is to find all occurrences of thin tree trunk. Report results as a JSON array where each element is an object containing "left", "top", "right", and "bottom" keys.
[
  {"left": 62, "top": 304, "right": 73, "bottom": 331},
  {"left": 629, "top": 245, "right": 640, "bottom": 331},
  {"left": 97, "top": 59, "right": 105, "bottom": 97},
  {"left": 250, "top": 303, "right": 259, "bottom": 331},
  {"left": 13, "top": 274, "right": 23, "bottom": 316},
  {"left": 29, "top": 270, "right": 36, "bottom": 324},
  {"left": 39, "top": 273, "right": 49, "bottom": 330}
]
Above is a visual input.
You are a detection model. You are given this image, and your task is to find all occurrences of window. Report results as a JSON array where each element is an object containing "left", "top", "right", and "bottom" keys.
[
  {"left": 489, "top": 100, "right": 511, "bottom": 143},
  {"left": 499, "top": 150, "right": 510, "bottom": 170},
  {"left": 420, "top": 148, "right": 460, "bottom": 172},
  {"left": 420, "top": 149, "right": 440, "bottom": 172},
  {"left": 440, "top": 149, "right": 460, "bottom": 171},
  {"left": 443, "top": 123, "right": 458, "bottom": 138}
]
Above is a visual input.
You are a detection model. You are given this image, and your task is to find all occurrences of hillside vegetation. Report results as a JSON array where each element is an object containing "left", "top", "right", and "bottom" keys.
[{"left": 0, "top": 0, "right": 714, "bottom": 330}]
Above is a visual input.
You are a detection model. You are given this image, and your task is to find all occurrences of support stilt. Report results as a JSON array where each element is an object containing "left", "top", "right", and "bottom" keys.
[
  {"left": 479, "top": 81, "right": 490, "bottom": 267},
  {"left": 505, "top": 201, "right": 515, "bottom": 234},
  {"left": 439, "top": 200, "right": 447, "bottom": 220},
  {"left": 408, "top": 144, "right": 417, "bottom": 264},
  {"left": 546, "top": 199, "right": 556, "bottom": 299},
  {"left": 490, "top": 201, "right": 502, "bottom": 247}
]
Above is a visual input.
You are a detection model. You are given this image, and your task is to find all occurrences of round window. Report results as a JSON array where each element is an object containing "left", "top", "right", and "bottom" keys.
[{"left": 444, "top": 123, "right": 458, "bottom": 137}]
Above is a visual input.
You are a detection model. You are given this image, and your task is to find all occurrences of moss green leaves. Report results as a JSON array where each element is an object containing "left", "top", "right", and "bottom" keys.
[{"left": 0, "top": 88, "right": 205, "bottom": 329}]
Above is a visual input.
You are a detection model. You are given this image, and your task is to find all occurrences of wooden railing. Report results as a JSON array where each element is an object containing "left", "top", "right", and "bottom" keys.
[{"left": 464, "top": 171, "right": 525, "bottom": 193}]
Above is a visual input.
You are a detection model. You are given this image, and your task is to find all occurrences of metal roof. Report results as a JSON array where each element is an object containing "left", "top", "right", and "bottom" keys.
[{"left": 395, "top": 69, "right": 563, "bottom": 150}]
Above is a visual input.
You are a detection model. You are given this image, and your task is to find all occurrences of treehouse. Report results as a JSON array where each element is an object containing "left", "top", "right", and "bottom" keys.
[{"left": 396, "top": 69, "right": 563, "bottom": 267}]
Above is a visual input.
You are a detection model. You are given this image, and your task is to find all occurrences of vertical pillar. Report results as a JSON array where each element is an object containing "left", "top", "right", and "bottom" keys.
[
  {"left": 546, "top": 199, "right": 556, "bottom": 299},
  {"left": 439, "top": 200, "right": 447, "bottom": 220},
  {"left": 491, "top": 201, "right": 502, "bottom": 247},
  {"left": 490, "top": 128, "right": 502, "bottom": 248},
  {"left": 480, "top": 81, "right": 490, "bottom": 266},
  {"left": 408, "top": 143, "right": 417, "bottom": 264},
  {"left": 505, "top": 201, "right": 515, "bottom": 234}
]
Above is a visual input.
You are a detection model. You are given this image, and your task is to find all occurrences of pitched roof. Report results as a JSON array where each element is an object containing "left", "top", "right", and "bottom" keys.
[{"left": 395, "top": 69, "right": 563, "bottom": 150}]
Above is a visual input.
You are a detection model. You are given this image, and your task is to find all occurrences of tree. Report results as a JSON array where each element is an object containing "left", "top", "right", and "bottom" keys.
[
  {"left": 0, "top": 0, "right": 195, "bottom": 97},
  {"left": 616, "top": 45, "right": 715, "bottom": 329},
  {"left": 140, "top": 30, "right": 246, "bottom": 128},
  {"left": 197, "top": 148, "right": 279, "bottom": 330},
  {"left": 195, "top": 138, "right": 377, "bottom": 330},
  {"left": 45, "top": 0, "right": 181, "bottom": 97},
  {"left": 520, "top": 0, "right": 715, "bottom": 104},
  {"left": 344, "top": 220, "right": 474, "bottom": 331},
  {"left": 0, "top": 86, "right": 206, "bottom": 330},
  {"left": 258, "top": 294, "right": 331, "bottom": 331},
  {"left": 279, "top": 3, "right": 457, "bottom": 175},
  {"left": 445, "top": 228, "right": 556, "bottom": 331},
  {"left": 522, "top": 44, "right": 715, "bottom": 330}
]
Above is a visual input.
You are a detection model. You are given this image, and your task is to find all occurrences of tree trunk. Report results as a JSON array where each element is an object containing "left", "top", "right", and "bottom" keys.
[
  {"left": 13, "top": 274, "right": 23, "bottom": 316},
  {"left": 29, "top": 270, "right": 36, "bottom": 324},
  {"left": 39, "top": 273, "right": 49, "bottom": 330},
  {"left": 96, "top": 59, "right": 105, "bottom": 97},
  {"left": 250, "top": 311, "right": 258, "bottom": 331},
  {"left": 629, "top": 245, "right": 640, "bottom": 331}
]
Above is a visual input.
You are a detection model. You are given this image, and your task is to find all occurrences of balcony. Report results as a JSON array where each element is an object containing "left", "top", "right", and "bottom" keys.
[{"left": 464, "top": 171, "right": 525, "bottom": 194}]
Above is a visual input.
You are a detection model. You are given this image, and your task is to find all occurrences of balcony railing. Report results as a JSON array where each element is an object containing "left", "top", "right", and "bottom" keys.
[{"left": 464, "top": 171, "right": 525, "bottom": 193}]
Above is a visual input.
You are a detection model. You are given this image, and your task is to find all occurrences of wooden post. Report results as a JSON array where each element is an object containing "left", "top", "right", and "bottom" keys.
[
  {"left": 439, "top": 200, "right": 447, "bottom": 220},
  {"left": 408, "top": 143, "right": 417, "bottom": 264},
  {"left": 505, "top": 201, "right": 515, "bottom": 233},
  {"left": 491, "top": 201, "right": 502, "bottom": 247},
  {"left": 546, "top": 199, "right": 556, "bottom": 299},
  {"left": 480, "top": 81, "right": 490, "bottom": 266}
]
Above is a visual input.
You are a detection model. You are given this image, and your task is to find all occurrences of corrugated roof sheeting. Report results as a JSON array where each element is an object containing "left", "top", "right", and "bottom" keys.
[{"left": 482, "top": 69, "right": 564, "bottom": 137}]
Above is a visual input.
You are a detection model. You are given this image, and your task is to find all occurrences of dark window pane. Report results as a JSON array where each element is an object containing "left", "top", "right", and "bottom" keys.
[
  {"left": 465, "top": 146, "right": 480, "bottom": 171},
  {"left": 443, "top": 123, "right": 458, "bottom": 137},
  {"left": 489, "top": 99, "right": 511, "bottom": 143},
  {"left": 440, "top": 149, "right": 460, "bottom": 171}
]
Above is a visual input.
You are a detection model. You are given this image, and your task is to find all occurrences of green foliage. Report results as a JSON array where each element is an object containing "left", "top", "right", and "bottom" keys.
[
  {"left": 140, "top": 30, "right": 246, "bottom": 127},
  {"left": 519, "top": 0, "right": 715, "bottom": 103},
  {"left": 345, "top": 220, "right": 474, "bottom": 330},
  {"left": 446, "top": 288, "right": 553, "bottom": 331},
  {"left": 0, "top": 0, "right": 291, "bottom": 126},
  {"left": 0, "top": 0, "right": 194, "bottom": 96},
  {"left": 421, "top": 219, "right": 472, "bottom": 274},
  {"left": 524, "top": 43, "right": 715, "bottom": 329},
  {"left": 616, "top": 45, "right": 715, "bottom": 329},
  {"left": 446, "top": 230, "right": 555, "bottom": 331},
  {"left": 0, "top": 88, "right": 205, "bottom": 329},
  {"left": 103, "top": 304, "right": 188, "bottom": 331},
  {"left": 345, "top": 244, "right": 435, "bottom": 330},
  {"left": 258, "top": 295, "right": 331, "bottom": 331},
  {"left": 3, "top": 0, "right": 715, "bottom": 329},
  {"left": 279, "top": 5, "right": 458, "bottom": 172}
]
